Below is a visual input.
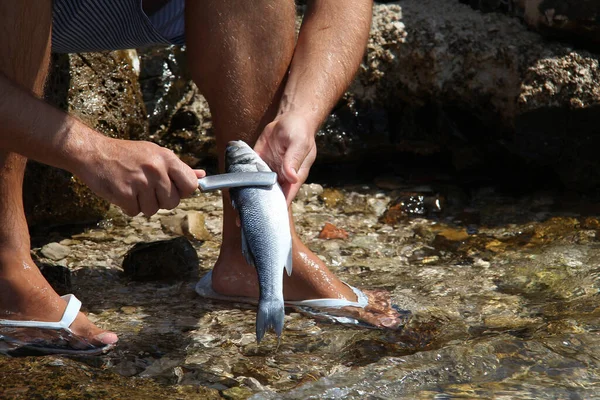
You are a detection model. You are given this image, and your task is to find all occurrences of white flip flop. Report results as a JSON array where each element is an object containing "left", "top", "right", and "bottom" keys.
[
  {"left": 195, "top": 271, "right": 371, "bottom": 326},
  {"left": 0, "top": 294, "right": 115, "bottom": 356}
]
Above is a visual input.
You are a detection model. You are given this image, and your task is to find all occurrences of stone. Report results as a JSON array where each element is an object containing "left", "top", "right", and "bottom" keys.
[
  {"left": 122, "top": 237, "right": 199, "bottom": 282},
  {"left": 222, "top": 386, "right": 254, "bottom": 400},
  {"left": 25, "top": 50, "right": 149, "bottom": 227},
  {"left": 296, "top": 183, "right": 324, "bottom": 202},
  {"left": 318, "top": 222, "right": 350, "bottom": 240},
  {"left": 182, "top": 212, "right": 212, "bottom": 242},
  {"left": 160, "top": 212, "right": 212, "bottom": 241},
  {"left": 464, "top": 0, "right": 600, "bottom": 47},
  {"left": 318, "top": 188, "right": 345, "bottom": 208},
  {"left": 40, "top": 242, "right": 71, "bottom": 261},
  {"left": 160, "top": 215, "right": 185, "bottom": 236},
  {"left": 347, "top": 1, "right": 600, "bottom": 190},
  {"left": 138, "top": 46, "right": 216, "bottom": 169}
]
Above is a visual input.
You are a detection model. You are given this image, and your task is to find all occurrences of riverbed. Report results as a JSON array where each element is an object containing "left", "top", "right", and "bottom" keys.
[{"left": 2, "top": 174, "right": 600, "bottom": 399}]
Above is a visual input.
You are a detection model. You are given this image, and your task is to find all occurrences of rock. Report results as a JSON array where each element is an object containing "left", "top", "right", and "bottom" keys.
[
  {"left": 160, "top": 215, "right": 185, "bottom": 236},
  {"left": 40, "top": 242, "right": 71, "bottom": 261},
  {"left": 138, "top": 46, "right": 216, "bottom": 169},
  {"left": 341, "top": 193, "right": 372, "bottom": 215},
  {"left": 520, "top": 0, "right": 600, "bottom": 46},
  {"left": 26, "top": 50, "right": 149, "bottom": 227},
  {"left": 122, "top": 237, "right": 199, "bottom": 282},
  {"left": 242, "top": 376, "right": 269, "bottom": 392},
  {"left": 380, "top": 190, "right": 445, "bottom": 224},
  {"left": 182, "top": 212, "right": 212, "bottom": 242},
  {"left": 318, "top": 188, "right": 345, "bottom": 208},
  {"left": 160, "top": 212, "right": 212, "bottom": 241},
  {"left": 346, "top": 1, "right": 600, "bottom": 190},
  {"left": 464, "top": 0, "right": 600, "bottom": 47},
  {"left": 222, "top": 386, "right": 254, "bottom": 400},
  {"left": 318, "top": 222, "right": 350, "bottom": 240},
  {"left": 138, "top": 46, "right": 189, "bottom": 133},
  {"left": 295, "top": 183, "right": 324, "bottom": 202}
]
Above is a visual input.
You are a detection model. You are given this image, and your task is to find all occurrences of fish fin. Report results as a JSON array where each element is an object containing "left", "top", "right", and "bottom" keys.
[
  {"left": 256, "top": 298, "right": 285, "bottom": 344},
  {"left": 284, "top": 243, "right": 293, "bottom": 277},
  {"left": 240, "top": 228, "right": 256, "bottom": 267}
]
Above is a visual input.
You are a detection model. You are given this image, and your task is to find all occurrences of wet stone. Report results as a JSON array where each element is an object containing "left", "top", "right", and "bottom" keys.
[
  {"left": 40, "top": 242, "right": 71, "bottom": 261},
  {"left": 380, "top": 191, "right": 444, "bottom": 225},
  {"left": 318, "top": 188, "right": 345, "bottom": 208},
  {"left": 122, "top": 237, "right": 199, "bottom": 282},
  {"left": 296, "top": 183, "right": 324, "bottom": 202},
  {"left": 318, "top": 222, "right": 350, "bottom": 240},
  {"left": 222, "top": 386, "right": 254, "bottom": 400},
  {"left": 182, "top": 212, "right": 212, "bottom": 242}
]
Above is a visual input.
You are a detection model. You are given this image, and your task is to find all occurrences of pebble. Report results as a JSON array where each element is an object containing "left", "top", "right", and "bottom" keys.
[
  {"left": 318, "top": 222, "right": 349, "bottom": 240},
  {"left": 296, "top": 183, "right": 324, "bottom": 201},
  {"left": 40, "top": 242, "right": 71, "bottom": 261},
  {"left": 182, "top": 212, "right": 212, "bottom": 241}
]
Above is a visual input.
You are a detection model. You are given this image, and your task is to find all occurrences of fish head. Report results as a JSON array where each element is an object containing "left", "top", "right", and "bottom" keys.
[{"left": 226, "top": 140, "right": 271, "bottom": 173}]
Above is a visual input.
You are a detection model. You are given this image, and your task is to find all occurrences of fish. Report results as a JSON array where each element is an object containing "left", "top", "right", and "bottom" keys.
[{"left": 225, "top": 140, "right": 293, "bottom": 343}]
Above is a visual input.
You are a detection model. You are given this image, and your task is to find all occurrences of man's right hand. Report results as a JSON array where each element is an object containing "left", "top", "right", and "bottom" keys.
[{"left": 73, "top": 136, "right": 204, "bottom": 217}]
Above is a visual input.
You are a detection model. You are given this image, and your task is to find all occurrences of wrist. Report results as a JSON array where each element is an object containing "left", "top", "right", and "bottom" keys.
[
  {"left": 275, "top": 106, "right": 322, "bottom": 135},
  {"left": 57, "top": 120, "right": 105, "bottom": 176}
]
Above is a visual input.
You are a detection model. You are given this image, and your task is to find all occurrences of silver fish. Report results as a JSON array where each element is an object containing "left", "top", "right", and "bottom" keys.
[{"left": 226, "top": 140, "right": 292, "bottom": 343}]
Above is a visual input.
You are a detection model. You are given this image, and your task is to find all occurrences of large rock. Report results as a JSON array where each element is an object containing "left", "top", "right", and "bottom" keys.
[
  {"left": 26, "top": 50, "right": 148, "bottom": 227},
  {"left": 463, "top": 0, "right": 600, "bottom": 47},
  {"left": 342, "top": 1, "right": 600, "bottom": 189},
  {"left": 138, "top": 47, "right": 216, "bottom": 170}
]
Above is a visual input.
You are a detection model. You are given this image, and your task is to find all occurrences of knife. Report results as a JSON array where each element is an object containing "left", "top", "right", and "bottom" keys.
[{"left": 197, "top": 172, "right": 278, "bottom": 192}]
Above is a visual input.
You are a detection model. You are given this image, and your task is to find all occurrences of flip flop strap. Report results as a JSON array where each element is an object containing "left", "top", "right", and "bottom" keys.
[
  {"left": 286, "top": 282, "right": 369, "bottom": 309},
  {"left": 0, "top": 294, "right": 81, "bottom": 330}
]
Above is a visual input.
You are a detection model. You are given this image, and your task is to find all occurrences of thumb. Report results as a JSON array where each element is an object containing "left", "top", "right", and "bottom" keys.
[{"left": 282, "top": 143, "right": 305, "bottom": 184}]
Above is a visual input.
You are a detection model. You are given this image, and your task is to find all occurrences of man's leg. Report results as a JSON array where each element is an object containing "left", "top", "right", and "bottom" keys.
[
  {"left": 186, "top": 0, "right": 401, "bottom": 327},
  {"left": 0, "top": 1, "right": 117, "bottom": 346}
]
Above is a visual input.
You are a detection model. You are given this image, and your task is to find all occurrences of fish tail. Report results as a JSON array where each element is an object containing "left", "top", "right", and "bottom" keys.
[{"left": 256, "top": 298, "right": 285, "bottom": 344}]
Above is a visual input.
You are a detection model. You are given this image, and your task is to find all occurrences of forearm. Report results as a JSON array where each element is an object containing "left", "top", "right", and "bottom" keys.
[
  {"left": 0, "top": 73, "right": 99, "bottom": 172},
  {"left": 279, "top": 0, "right": 373, "bottom": 128}
]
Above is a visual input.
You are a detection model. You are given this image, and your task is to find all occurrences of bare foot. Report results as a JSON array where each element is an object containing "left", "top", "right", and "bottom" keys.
[
  {"left": 0, "top": 252, "right": 118, "bottom": 347},
  {"left": 212, "top": 231, "right": 406, "bottom": 329}
]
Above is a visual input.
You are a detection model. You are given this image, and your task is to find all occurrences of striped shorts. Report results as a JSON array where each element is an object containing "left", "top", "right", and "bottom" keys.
[{"left": 52, "top": 0, "right": 185, "bottom": 53}]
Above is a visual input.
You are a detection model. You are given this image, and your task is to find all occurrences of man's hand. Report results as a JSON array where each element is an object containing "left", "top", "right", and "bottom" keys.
[
  {"left": 74, "top": 136, "right": 205, "bottom": 217},
  {"left": 254, "top": 112, "right": 317, "bottom": 206}
]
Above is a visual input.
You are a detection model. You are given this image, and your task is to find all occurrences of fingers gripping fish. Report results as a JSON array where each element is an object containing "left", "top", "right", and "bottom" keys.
[{"left": 225, "top": 140, "right": 293, "bottom": 343}]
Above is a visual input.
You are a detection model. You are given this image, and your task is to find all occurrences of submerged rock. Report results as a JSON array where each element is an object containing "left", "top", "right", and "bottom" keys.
[{"left": 318, "top": 222, "right": 350, "bottom": 240}]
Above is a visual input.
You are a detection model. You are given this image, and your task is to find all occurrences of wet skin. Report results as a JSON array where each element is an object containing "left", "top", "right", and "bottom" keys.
[
  {"left": 212, "top": 210, "right": 405, "bottom": 329},
  {"left": 0, "top": 251, "right": 118, "bottom": 346}
]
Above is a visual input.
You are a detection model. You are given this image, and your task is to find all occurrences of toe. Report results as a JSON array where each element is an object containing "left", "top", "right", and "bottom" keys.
[
  {"left": 93, "top": 331, "right": 119, "bottom": 345},
  {"left": 71, "top": 312, "right": 118, "bottom": 346}
]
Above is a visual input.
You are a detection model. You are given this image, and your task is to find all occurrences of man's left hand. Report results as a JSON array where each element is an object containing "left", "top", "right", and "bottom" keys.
[{"left": 254, "top": 112, "right": 317, "bottom": 206}]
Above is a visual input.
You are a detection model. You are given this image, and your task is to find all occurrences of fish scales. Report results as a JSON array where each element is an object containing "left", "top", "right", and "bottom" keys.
[{"left": 226, "top": 140, "right": 292, "bottom": 343}]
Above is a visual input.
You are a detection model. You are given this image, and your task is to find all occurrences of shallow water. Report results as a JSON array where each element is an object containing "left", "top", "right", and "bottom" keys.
[{"left": 4, "top": 178, "right": 600, "bottom": 399}]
